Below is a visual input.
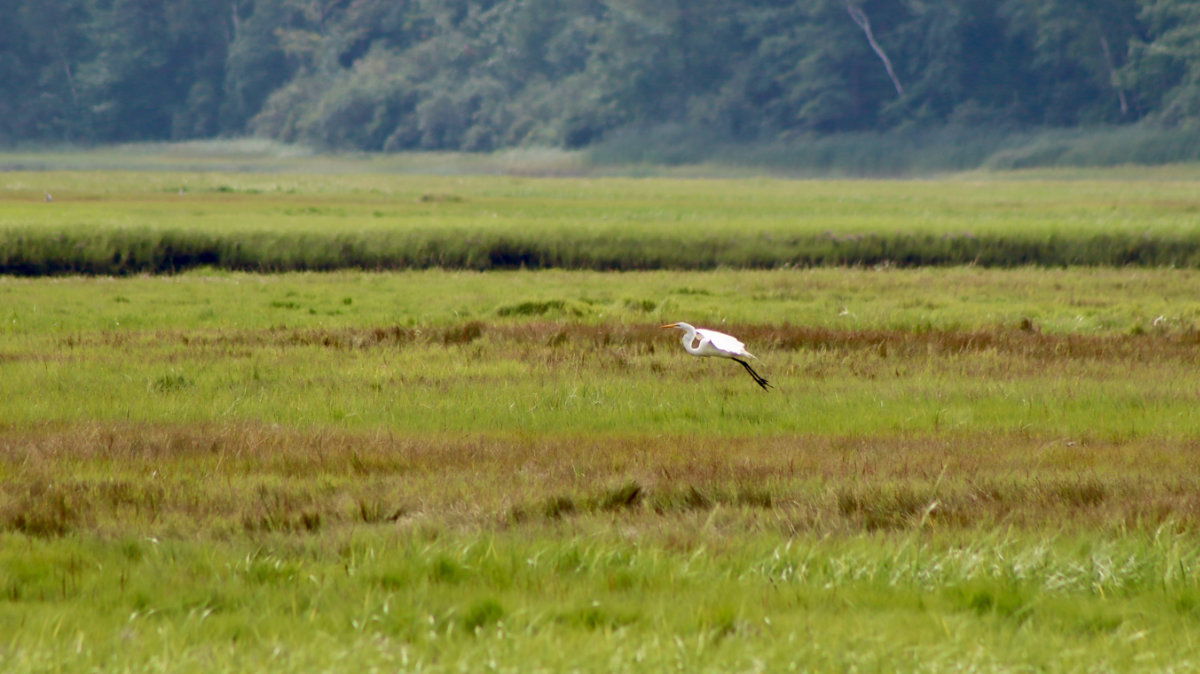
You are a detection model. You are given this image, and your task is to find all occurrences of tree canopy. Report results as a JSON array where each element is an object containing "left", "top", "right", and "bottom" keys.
[{"left": 4, "top": 0, "right": 1200, "bottom": 151}]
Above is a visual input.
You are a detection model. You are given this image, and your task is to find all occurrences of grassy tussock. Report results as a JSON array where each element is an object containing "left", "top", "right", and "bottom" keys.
[{"left": 3, "top": 424, "right": 1198, "bottom": 539}]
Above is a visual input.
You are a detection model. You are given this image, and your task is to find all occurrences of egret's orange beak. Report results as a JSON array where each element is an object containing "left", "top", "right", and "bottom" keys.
[{"left": 659, "top": 323, "right": 678, "bottom": 329}]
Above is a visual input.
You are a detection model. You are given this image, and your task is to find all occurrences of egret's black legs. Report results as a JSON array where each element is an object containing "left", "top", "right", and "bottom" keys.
[{"left": 734, "top": 358, "right": 772, "bottom": 391}]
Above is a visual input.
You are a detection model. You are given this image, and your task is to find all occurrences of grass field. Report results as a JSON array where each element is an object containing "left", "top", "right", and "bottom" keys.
[
  {"left": 7, "top": 163, "right": 1200, "bottom": 273},
  {"left": 4, "top": 162, "right": 1200, "bottom": 671}
]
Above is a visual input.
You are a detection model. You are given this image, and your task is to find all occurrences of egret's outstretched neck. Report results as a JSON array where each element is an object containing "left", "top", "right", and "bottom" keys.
[{"left": 674, "top": 323, "right": 700, "bottom": 354}]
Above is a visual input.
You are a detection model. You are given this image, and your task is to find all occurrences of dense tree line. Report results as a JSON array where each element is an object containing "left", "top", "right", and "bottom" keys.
[{"left": 5, "top": 0, "right": 1200, "bottom": 152}]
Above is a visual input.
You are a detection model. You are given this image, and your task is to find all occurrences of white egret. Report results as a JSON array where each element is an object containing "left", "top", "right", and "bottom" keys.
[{"left": 660, "top": 322, "right": 772, "bottom": 391}]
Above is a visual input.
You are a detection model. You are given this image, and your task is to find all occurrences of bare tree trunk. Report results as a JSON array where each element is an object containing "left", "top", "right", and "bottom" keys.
[
  {"left": 227, "top": 2, "right": 240, "bottom": 46},
  {"left": 320, "top": 0, "right": 353, "bottom": 27},
  {"left": 51, "top": 30, "right": 79, "bottom": 107},
  {"left": 1096, "top": 26, "right": 1129, "bottom": 117},
  {"left": 845, "top": 3, "right": 904, "bottom": 97}
]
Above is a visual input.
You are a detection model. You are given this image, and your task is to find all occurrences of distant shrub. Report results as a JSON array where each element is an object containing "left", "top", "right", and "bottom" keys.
[
  {"left": 986, "top": 126, "right": 1200, "bottom": 169},
  {"left": 588, "top": 124, "right": 1014, "bottom": 176},
  {"left": 589, "top": 124, "right": 1200, "bottom": 175}
]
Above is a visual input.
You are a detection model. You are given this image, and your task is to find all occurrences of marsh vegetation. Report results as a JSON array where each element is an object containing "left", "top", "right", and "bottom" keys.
[
  {"left": 8, "top": 167, "right": 1200, "bottom": 274},
  {"left": 3, "top": 170, "right": 1200, "bottom": 671}
]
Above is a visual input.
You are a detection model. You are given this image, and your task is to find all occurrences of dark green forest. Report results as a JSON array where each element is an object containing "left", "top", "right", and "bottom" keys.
[{"left": 6, "top": 0, "right": 1200, "bottom": 156}]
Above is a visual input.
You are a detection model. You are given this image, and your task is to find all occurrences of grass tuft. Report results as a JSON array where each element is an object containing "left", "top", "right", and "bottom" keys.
[
  {"left": 2, "top": 481, "right": 80, "bottom": 537},
  {"left": 149, "top": 372, "right": 191, "bottom": 393},
  {"left": 441, "top": 320, "right": 484, "bottom": 345},
  {"left": 599, "top": 481, "right": 643, "bottom": 512},
  {"left": 836, "top": 484, "right": 937, "bottom": 531},
  {"left": 430, "top": 555, "right": 465, "bottom": 584},
  {"left": 1050, "top": 478, "right": 1108, "bottom": 508},
  {"left": 541, "top": 495, "right": 577, "bottom": 520},
  {"left": 461, "top": 597, "right": 505, "bottom": 632}
]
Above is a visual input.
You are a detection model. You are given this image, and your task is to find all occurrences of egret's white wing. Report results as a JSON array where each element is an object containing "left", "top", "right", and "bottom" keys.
[{"left": 696, "top": 328, "right": 749, "bottom": 357}]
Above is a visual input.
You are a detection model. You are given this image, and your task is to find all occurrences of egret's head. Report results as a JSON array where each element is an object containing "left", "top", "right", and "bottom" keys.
[{"left": 660, "top": 322, "right": 694, "bottom": 334}]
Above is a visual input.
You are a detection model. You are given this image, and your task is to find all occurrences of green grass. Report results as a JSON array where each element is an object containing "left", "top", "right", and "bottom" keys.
[
  {"left": 4, "top": 268, "right": 1200, "bottom": 438},
  {"left": 7, "top": 168, "right": 1200, "bottom": 272},
  {"left": 6, "top": 165, "right": 1200, "bottom": 670},
  {"left": 2, "top": 268, "right": 1200, "bottom": 671},
  {"left": 5, "top": 271, "right": 1200, "bottom": 670},
  {"left": 2, "top": 528, "right": 1197, "bottom": 672}
]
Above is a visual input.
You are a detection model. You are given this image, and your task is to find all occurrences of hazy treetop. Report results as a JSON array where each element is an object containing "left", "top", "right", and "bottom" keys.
[{"left": 2, "top": 0, "right": 1195, "bottom": 153}]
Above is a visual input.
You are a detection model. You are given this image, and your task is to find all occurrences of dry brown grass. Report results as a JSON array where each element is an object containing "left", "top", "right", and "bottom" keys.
[
  {"left": 3, "top": 423, "right": 1198, "bottom": 539},
  {"left": 47, "top": 319, "right": 1200, "bottom": 363}
]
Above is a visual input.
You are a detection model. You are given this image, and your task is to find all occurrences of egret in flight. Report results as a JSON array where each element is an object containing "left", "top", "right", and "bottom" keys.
[{"left": 660, "top": 322, "right": 772, "bottom": 391}]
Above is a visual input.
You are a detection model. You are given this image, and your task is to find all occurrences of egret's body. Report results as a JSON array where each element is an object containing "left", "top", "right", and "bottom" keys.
[{"left": 660, "top": 322, "right": 772, "bottom": 390}]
